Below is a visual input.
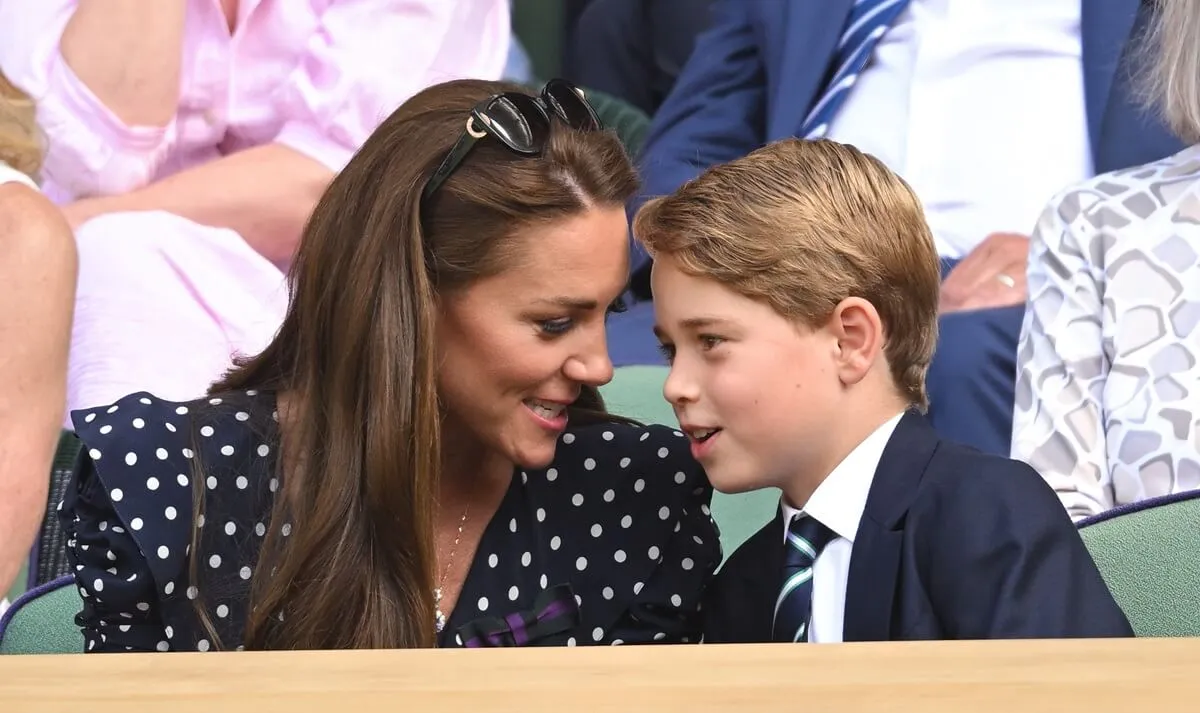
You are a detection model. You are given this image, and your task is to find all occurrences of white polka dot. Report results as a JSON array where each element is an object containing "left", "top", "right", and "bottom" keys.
[
  {"left": 224, "top": 521, "right": 236, "bottom": 536},
  {"left": 562, "top": 433, "right": 575, "bottom": 444},
  {"left": 602, "top": 430, "right": 614, "bottom": 441},
  {"left": 602, "top": 586, "right": 614, "bottom": 600},
  {"left": 130, "top": 517, "right": 144, "bottom": 531},
  {"left": 682, "top": 557, "right": 695, "bottom": 570},
  {"left": 124, "top": 452, "right": 137, "bottom": 466},
  {"left": 674, "top": 471, "right": 687, "bottom": 484},
  {"left": 236, "top": 476, "right": 248, "bottom": 489},
  {"left": 176, "top": 406, "right": 189, "bottom": 415},
  {"left": 255, "top": 523, "right": 265, "bottom": 536},
  {"left": 693, "top": 535, "right": 705, "bottom": 545},
  {"left": 176, "top": 474, "right": 188, "bottom": 487},
  {"left": 281, "top": 523, "right": 292, "bottom": 536},
  {"left": 186, "top": 586, "right": 198, "bottom": 600},
  {"left": 572, "top": 493, "right": 584, "bottom": 506},
  {"left": 508, "top": 586, "right": 520, "bottom": 601},
  {"left": 164, "top": 582, "right": 174, "bottom": 595},
  {"left": 165, "top": 626, "right": 174, "bottom": 638},
  {"left": 539, "top": 574, "right": 548, "bottom": 588},
  {"left": 550, "top": 536, "right": 561, "bottom": 550},
  {"left": 157, "top": 546, "right": 169, "bottom": 559},
  {"left": 182, "top": 448, "right": 194, "bottom": 458},
  {"left": 653, "top": 632, "right": 666, "bottom": 641},
  {"left": 567, "top": 637, "right": 577, "bottom": 646},
  {"left": 93, "top": 578, "right": 104, "bottom": 592},
  {"left": 614, "top": 550, "right": 626, "bottom": 563},
  {"left": 658, "top": 447, "right": 670, "bottom": 458},
  {"left": 153, "top": 448, "right": 168, "bottom": 461},
  {"left": 221, "top": 445, "right": 235, "bottom": 457},
  {"left": 156, "top": 641, "right": 169, "bottom": 652},
  {"left": 576, "top": 557, "right": 587, "bottom": 571},
  {"left": 592, "top": 627, "right": 604, "bottom": 641},
  {"left": 197, "top": 639, "right": 210, "bottom": 652},
  {"left": 239, "top": 566, "right": 252, "bottom": 580},
  {"left": 509, "top": 518, "right": 518, "bottom": 533},
  {"left": 111, "top": 488, "right": 124, "bottom": 502},
  {"left": 648, "top": 546, "right": 661, "bottom": 560},
  {"left": 633, "top": 582, "right": 644, "bottom": 595},
  {"left": 619, "top": 457, "right": 631, "bottom": 468},
  {"left": 639, "top": 432, "right": 650, "bottom": 441},
  {"left": 88, "top": 448, "right": 102, "bottom": 461},
  {"left": 235, "top": 411, "right": 250, "bottom": 422},
  {"left": 217, "top": 604, "right": 230, "bottom": 618},
  {"left": 634, "top": 479, "right": 645, "bottom": 493},
  {"left": 536, "top": 508, "right": 546, "bottom": 522},
  {"left": 620, "top": 515, "right": 632, "bottom": 528},
  {"left": 546, "top": 468, "right": 558, "bottom": 482},
  {"left": 590, "top": 523, "right": 603, "bottom": 538},
  {"left": 583, "top": 458, "right": 596, "bottom": 471},
  {"left": 107, "top": 405, "right": 119, "bottom": 414},
  {"left": 671, "top": 594, "right": 682, "bottom": 607},
  {"left": 146, "top": 477, "right": 160, "bottom": 491},
  {"left": 521, "top": 551, "right": 531, "bottom": 567},
  {"left": 206, "top": 476, "right": 217, "bottom": 489},
  {"left": 85, "top": 413, "right": 96, "bottom": 423},
  {"left": 99, "top": 425, "right": 113, "bottom": 435},
  {"left": 200, "top": 426, "right": 214, "bottom": 437},
  {"left": 98, "top": 521, "right": 108, "bottom": 531},
  {"left": 164, "top": 506, "right": 177, "bottom": 520},
  {"left": 269, "top": 478, "right": 278, "bottom": 492},
  {"left": 165, "top": 423, "right": 177, "bottom": 433},
  {"left": 257, "top": 444, "right": 270, "bottom": 457},
  {"left": 659, "top": 506, "right": 670, "bottom": 520},
  {"left": 477, "top": 597, "right": 489, "bottom": 612},
  {"left": 611, "top": 639, "right": 624, "bottom": 646},
  {"left": 138, "top": 397, "right": 151, "bottom": 405},
  {"left": 132, "top": 418, "right": 145, "bottom": 429},
  {"left": 198, "top": 514, "right": 206, "bottom": 528},
  {"left": 209, "top": 555, "right": 222, "bottom": 568},
  {"left": 488, "top": 553, "right": 498, "bottom": 568}
]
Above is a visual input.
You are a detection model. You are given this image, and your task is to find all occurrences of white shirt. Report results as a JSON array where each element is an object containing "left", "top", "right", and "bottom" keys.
[
  {"left": 781, "top": 411, "right": 904, "bottom": 643},
  {"left": 826, "top": 0, "right": 1092, "bottom": 258},
  {"left": 0, "top": 160, "right": 36, "bottom": 190}
]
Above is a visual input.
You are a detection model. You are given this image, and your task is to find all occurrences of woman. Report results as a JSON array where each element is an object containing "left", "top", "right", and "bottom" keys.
[
  {"left": 1013, "top": 0, "right": 1200, "bottom": 520},
  {"left": 0, "top": 0, "right": 510, "bottom": 421},
  {"left": 60, "top": 78, "right": 720, "bottom": 651},
  {"left": 0, "top": 73, "right": 75, "bottom": 606}
]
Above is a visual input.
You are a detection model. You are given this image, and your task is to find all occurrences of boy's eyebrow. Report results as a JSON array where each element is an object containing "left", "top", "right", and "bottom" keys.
[{"left": 654, "top": 316, "right": 735, "bottom": 339}]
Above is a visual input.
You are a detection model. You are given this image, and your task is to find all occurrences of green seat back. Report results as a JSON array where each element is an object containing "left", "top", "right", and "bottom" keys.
[
  {"left": 601, "top": 366, "right": 778, "bottom": 561},
  {"left": 0, "top": 578, "right": 83, "bottom": 654},
  {"left": 1078, "top": 492, "right": 1200, "bottom": 637}
]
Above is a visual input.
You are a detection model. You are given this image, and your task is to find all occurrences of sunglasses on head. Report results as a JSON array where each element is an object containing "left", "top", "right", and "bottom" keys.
[{"left": 421, "top": 79, "right": 603, "bottom": 204}]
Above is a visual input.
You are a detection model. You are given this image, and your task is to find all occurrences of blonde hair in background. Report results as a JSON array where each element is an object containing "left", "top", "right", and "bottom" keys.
[
  {"left": 0, "top": 71, "right": 42, "bottom": 178},
  {"left": 634, "top": 138, "right": 941, "bottom": 411},
  {"left": 1144, "top": 0, "right": 1200, "bottom": 142}
]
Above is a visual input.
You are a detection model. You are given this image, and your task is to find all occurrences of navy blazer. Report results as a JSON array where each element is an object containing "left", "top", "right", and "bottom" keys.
[
  {"left": 633, "top": 0, "right": 1184, "bottom": 283},
  {"left": 703, "top": 412, "right": 1133, "bottom": 643}
]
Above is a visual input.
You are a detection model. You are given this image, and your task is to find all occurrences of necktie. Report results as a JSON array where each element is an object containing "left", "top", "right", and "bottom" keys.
[
  {"left": 800, "top": 0, "right": 912, "bottom": 139},
  {"left": 773, "top": 514, "right": 837, "bottom": 643}
]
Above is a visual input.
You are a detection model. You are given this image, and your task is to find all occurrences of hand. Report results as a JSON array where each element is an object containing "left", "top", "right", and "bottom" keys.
[{"left": 939, "top": 232, "right": 1030, "bottom": 315}]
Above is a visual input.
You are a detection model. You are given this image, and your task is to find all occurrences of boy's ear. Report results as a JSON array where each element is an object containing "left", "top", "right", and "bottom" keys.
[{"left": 829, "top": 297, "right": 885, "bottom": 386}]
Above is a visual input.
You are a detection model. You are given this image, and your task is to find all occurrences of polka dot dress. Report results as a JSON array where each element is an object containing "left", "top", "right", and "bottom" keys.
[{"left": 61, "top": 391, "right": 722, "bottom": 652}]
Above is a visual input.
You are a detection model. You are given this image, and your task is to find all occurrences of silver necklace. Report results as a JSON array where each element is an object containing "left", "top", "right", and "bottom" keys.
[{"left": 434, "top": 507, "right": 469, "bottom": 634}]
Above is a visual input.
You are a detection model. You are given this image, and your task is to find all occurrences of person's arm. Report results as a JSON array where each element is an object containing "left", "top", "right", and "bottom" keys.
[
  {"left": 1011, "top": 194, "right": 1111, "bottom": 520},
  {"left": 0, "top": 183, "right": 76, "bottom": 597},
  {"left": 924, "top": 459, "right": 1132, "bottom": 639},
  {"left": 62, "top": 0, "right": 512, "bottom": 264},
  {"left": 630, "top": 0, "right": 766, "bottom": 278}
]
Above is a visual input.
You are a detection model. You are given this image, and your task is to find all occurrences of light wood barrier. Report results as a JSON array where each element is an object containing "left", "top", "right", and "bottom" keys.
[{"left": 2, "top": 638, "right": 1198, "bottom": 712}]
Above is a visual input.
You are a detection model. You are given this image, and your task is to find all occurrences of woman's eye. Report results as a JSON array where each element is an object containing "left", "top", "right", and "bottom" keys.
[
  {"left": 539, "top": 318, "right": 573, "bottom": 335},
  {"left": 657, "top": 342, "right": 676, "bottom": 363},
  {"left": 606, "top": 296, "right": 628, "bottom": 315}
]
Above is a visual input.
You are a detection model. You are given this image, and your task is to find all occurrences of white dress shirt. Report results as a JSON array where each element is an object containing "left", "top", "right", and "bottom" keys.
[
  {"left": 781, "top": 411, "right": 905, "bottom": 643},
  {"left": 826, "top": 0, "right": 1092, "bottom": 258}
]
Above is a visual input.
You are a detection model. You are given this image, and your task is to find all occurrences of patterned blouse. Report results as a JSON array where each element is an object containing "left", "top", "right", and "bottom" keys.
[
  {"left": 60, "top": 390, "right": 721, "bottom": 651},
  {"left": 1013, "top": 144, "right": 1200, "bottom": 520}
]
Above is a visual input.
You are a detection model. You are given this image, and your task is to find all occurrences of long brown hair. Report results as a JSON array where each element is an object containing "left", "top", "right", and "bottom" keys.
[
  {"left": 0, "top": 72, "right": 42, "bottom": 178},
  {"left": 195, "top": 79, "right": 639, "bottom": 650}
]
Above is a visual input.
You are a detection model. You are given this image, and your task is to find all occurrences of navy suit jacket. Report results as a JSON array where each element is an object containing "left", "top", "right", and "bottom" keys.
[
  {"left": 703, "top": 412, "right": 1133, "bottom": 643},
  {"left": 632, "top": 0, "right": 1184, "bottom": 289}
]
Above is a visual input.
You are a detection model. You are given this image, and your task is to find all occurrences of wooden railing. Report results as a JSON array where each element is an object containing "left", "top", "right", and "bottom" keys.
[{"left": 2, "top": 638, "right": 1198, "bottom": 712}]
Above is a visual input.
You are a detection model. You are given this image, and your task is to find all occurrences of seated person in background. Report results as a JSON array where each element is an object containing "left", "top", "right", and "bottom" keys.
[
  {"left": 625, "top": 0, "right": 1185, "bottom": 457},
  {"left": 0, "top": 73, "right": 76, "bottom": 608},
  {"left": 637, "top": 138, "right": 1131, "bottom": 643},
  {"left": 1014, "top": 0, "right": 1200, "bottom": 520},
  {"left": 0, "top": 0, "right": 511, "bottom": 421},
  {"left": 58, "top": 79, "right": 720, "bottom": 653}
]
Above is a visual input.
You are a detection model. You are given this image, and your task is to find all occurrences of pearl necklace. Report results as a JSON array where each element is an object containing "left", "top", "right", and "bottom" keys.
[{"left": 434, "top": 507, "right": 469, "bottom": 634}]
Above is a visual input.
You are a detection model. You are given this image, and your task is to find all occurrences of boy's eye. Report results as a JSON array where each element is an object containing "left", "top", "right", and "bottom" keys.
[{"left": 699, "top": 335, "right": 725, "bottom": 350}]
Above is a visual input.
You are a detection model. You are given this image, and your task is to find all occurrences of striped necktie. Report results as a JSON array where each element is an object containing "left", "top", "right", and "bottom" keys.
[
  {"left": 772, "top": 514, "right": 837, "bottom": 643},
  {"left": 800, "top": 0, "right": 912, "bottom": 139}
]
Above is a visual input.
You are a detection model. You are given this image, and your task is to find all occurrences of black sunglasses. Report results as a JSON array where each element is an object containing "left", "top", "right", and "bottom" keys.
[{"left": 421, "top": 79, "right": 603, "bottom": 204}]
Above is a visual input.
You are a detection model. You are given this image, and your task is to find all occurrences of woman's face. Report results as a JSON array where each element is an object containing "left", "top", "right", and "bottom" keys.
[{"left": 436, "top": 205, "right": 630, "bottom": 470}]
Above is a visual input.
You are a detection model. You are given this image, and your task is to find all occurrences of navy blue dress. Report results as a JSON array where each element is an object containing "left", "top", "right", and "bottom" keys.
[{"left": 60, "top": 390, "right": 721, "bottom": 652}]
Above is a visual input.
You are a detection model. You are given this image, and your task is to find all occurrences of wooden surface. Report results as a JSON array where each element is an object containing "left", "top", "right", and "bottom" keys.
[{"left": 2, "top": 638, "right": 1197, "bottom": 712}]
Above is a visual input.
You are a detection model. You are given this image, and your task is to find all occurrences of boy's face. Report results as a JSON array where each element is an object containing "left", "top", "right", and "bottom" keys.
[{"left": 651, "top": 254, "right": 843, "bottom": 495}]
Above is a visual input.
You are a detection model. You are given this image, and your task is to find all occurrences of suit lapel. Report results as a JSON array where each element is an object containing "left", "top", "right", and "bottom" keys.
[
  {"left": 769, "top": 0, "right": 855, "bottom": 140},
  {"left": 1081, "top": 0, "right": 1144, "bottom": 161},
  {"left": 842, "top": 411, "right": 939, "bottom": 641}
]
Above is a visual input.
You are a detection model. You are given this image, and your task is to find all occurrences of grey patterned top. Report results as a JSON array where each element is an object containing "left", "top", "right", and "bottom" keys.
[{"left": 1013, "top": 144, "right": 1200, "bottom": 520}]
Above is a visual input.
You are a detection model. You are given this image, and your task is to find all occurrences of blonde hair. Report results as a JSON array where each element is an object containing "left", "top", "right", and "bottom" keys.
[
  {"left": 634, "top": 138, "right": 940, "bottom": 410},
  {"left": 1144, "top": 0, "right": 1200, "bottom": 142},
  {"left": 0, "top": 72, "right": 42, "bottom": 178}
]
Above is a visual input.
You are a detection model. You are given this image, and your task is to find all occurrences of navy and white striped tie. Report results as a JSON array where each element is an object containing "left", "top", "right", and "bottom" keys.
[
  {"left": 800, "top": 0, "right": 911, "bottom": 139},
  {"left": 772, "top": 514, "right": 836, "bottom": 643}
]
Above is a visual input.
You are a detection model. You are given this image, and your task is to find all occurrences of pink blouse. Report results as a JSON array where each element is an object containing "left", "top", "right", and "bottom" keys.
[{"left": 0, "top": 0, "right": 511, "bottom": 203}]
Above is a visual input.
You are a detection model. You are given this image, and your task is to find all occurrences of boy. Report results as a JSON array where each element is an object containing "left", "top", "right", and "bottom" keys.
[{"left": 633, "top": 138, "right": 1132, "bottom": 643}]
